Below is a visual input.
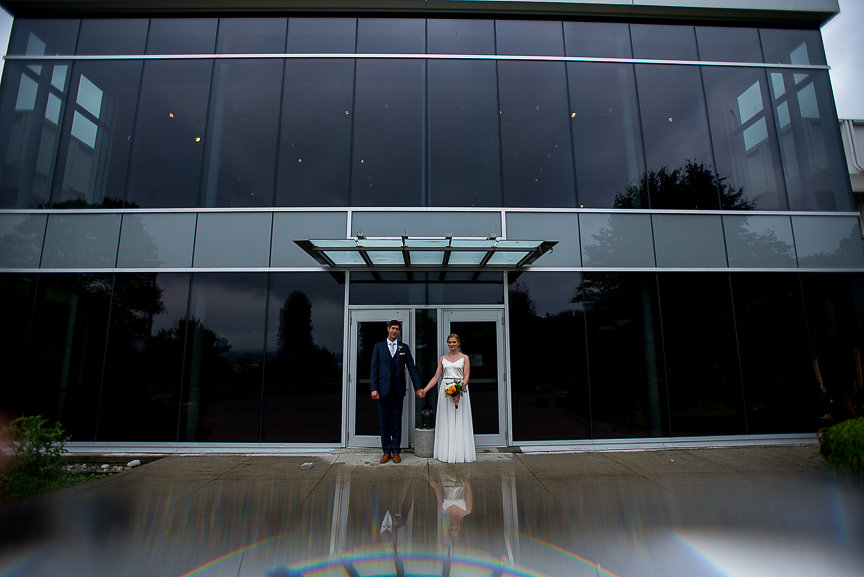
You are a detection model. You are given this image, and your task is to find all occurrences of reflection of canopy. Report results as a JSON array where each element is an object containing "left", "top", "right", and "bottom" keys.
[{"left": 296, "top": 235, "right": 557, "bottom": 269}]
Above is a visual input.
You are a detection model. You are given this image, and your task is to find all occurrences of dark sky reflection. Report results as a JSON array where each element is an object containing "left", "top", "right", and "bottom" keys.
[{"left": 0, "top": 450, "right": 862, "bottom": 577}]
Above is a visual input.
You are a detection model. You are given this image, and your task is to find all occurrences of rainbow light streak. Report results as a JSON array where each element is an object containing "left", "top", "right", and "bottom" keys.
[
  {"left": 176, "top": 534, "right": 287, "bottom": 577},
  {"left": 518, "top": 535, "right": 623, "bottom": 577}
]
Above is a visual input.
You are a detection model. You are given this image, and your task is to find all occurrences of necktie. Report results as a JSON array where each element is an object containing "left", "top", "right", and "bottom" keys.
[{"left": 389, "top": 341, "right": 396, "bottom": 357}]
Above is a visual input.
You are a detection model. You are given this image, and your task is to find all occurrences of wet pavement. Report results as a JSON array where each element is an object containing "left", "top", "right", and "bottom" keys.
[{"left": 1, "top": 444, "right": 862, "bottom": 577}]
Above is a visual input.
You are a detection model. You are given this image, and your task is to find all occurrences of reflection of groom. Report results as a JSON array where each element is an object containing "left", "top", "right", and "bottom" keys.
[{"left": 371, "top": 320, "right": 423, "bottom": 464}]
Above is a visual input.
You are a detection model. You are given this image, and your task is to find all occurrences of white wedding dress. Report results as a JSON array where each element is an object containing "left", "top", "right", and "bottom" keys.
[{"left": 433, "top": 357, "right": 476, "bottom": 463}]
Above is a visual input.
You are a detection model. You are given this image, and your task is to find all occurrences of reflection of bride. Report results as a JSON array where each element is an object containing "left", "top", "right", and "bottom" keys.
[{"left": 429, "top": 469, "right": 473, "bottom": 546}]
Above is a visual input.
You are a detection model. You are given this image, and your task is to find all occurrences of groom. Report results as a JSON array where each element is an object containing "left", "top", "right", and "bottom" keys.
[{"left": 370, "top": 320, "right": 423, "bottom": 463}]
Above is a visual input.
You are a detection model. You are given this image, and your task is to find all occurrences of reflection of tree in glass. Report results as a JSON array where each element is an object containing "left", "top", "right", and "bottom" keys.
[
  {"left": 614, "top": 160, "right": 755, "bottom": 210},
  {"left": 273, "top": 290, "right": 338, "bottom": 385}
]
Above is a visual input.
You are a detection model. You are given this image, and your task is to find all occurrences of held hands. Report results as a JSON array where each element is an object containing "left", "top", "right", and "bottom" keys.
[{"left": 416, "top": 388, "right": 426, "bottom": 398}]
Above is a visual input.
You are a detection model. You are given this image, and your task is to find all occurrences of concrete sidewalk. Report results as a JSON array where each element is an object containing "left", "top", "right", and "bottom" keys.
[{"left": 1, "top": 444, "right": 862, "bottom": 577}]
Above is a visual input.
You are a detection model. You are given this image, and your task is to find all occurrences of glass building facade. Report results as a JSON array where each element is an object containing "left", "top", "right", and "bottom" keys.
[{"left": 0, "top": 0, "right": 862, "bottom": 450}]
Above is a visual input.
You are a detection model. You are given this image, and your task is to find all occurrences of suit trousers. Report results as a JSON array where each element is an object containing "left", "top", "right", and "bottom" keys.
[{"left": 377, "top": 392, "right": 403, "bottom": 454}]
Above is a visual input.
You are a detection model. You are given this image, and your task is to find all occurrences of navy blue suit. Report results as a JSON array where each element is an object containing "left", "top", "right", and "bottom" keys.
[{"left": 370, "top": 339, "right": 422, "bottom": 454}]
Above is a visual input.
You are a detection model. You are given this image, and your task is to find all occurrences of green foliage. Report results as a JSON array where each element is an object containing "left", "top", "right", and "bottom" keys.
[
  {"left": 818, "top": 417, "right": 864, "bottom": 477},
  {"left": 0, "top": 415, "right": 71, "bottom": 502}
]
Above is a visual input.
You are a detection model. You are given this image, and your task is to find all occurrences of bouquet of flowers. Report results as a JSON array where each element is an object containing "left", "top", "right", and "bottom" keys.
[{"left": 445, "top": 380, "right": 466, "bottom": 409}]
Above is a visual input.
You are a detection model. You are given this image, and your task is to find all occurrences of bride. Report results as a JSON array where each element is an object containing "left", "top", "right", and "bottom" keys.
[{"left": 421, "top": 333, "right": 476, "bottom": 463}]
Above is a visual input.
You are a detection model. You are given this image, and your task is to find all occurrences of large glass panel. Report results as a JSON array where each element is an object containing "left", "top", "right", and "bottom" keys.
[
  {"left": 495, "top": 20, "right": 564, "bottom": 56},
  {"left": 428, "top": 59, "right": 501, "bottom": 207},
  {"left": 126, "top": 60, "right": 212, "bottom": 208},
  {"left": 0, "top": 274, "right": 37, "bottom": 406},
  {"left": 568, "top": 62, "right": 643, "bottom": 208},
  {"left": 427, "top": 19, "right": 494, "bottom": 54},
  {"left": 634, "top": 65, "right": 717, "bottom": 209},
  {"left": 413, "top": 308, "right": 438, "bottom": 430},
  {"left": 41, "top": 213, "right": 121, "bottom": 268},
  {"left": 357, "top": 18, "right": 425, "bottom": 53},
  {"left": 352, "top": 211, "right": 501, "bottom": 238},
  {"left": 51, "top": 61, "right": 142, "bottom": 208},
  {"left": 21, "top": 274, "right": 112, "bottom": 440},
  {"left": 0, "top": 214, "right": 46, "bottom": 268},
  {"left": 7, "top": 19, "right": 79, "bottom": 55},
  {"left": 350, "top": 59, "right": 424, "bottom": 206},
  {"left": 498, "top": 61, "right": 575, "bottom": 207},
  {"left": 579, "top": 213, "right": 654, "bottom": 268},
  {"left": 703, "top": 67, "right": 786, "bottom": 210},
  {"left": 77, "top": 18, "right": 147, "bottom": 54},
  {"left": 0, "top": 62, "right": 70, "bottom": 208},
  {"left": 117, "top": 213, "right": 196, "bottom": 268},
  {"left": 180, "top": 273, "right": 267, "bottom": 442},
  {"left": 508, "top": 272, "right": 589, "bottom": 440},
  {"left": 564, "top": 21, "right": 631, "bottom": 58},
  {"left": 658, "top": 273, "right": 744, "bottom": 435},
  {"left": 98, "top": 273, "right": 190, "bottom": 441},
  {"left": 448, "top": 318, "right": 500, "bottom": 436},
  {"left": 630, "top": 24, "right": 698, "bottom": 61},
  {"left": 652, "top": 214, "right": 726, "bottom": 268},
  {"left": 216, "top": 18, "right": 287, "bottom": 53},
  {"left": 793, "top": 215, "right": 864, "bottom": 268},
  {"left": 263, "top": 273, "right": 345, "bottom": 442},
  {"left": 760, "top": 28, "right": 827, "bottom": 66},
  {"left": 696, "top": 26, "right": 763, "bottom": 63},
  {"left": 505, "top": 212, "right": 580, "bottom": 267},
  {"left": 723, "top": 215, "right": 796, "bottom": 268},
  {"left": 769, "top": 70, "right": 852, "bottom": 211},
  {"left": 286, "top": 17, "right": 356, "bottom": 53},
  {"left": 349, "top": 273, "right": 504, "bottom": 305},
  {"left": 276, "top": 59, "right": 354, "bottom": 207},
  {"left": 145, "top": 18, "right": 217, "bottom": 54},
  {"left": 732, "top": 273, "right": 818, "bottom": 433},
  {"left": 801, "top": 273, "right": 864, "bottom": 426},
  {"left": 193, "top": 212, "right": 272, "bottom": 268},
  {"left": 582, "top": 272, "right": 667, "bottom": 438},
  {"left": 200, "top": 59, "right": 281, "bottom": 207}
]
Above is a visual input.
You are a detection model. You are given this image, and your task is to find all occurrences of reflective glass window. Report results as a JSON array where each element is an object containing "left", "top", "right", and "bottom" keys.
[
  {"left": 659, "top": 273, "right": 744, "bottom": 435},
  {"left": 0, "top": 214, "right": 46, "bottom": 268},
  {"left": 98, "top": 273, "right": 190, "bottom": 441},
  {"left": 357, "top": 18, "right": 425, "bottom": 53},
  {"left": 117, "top": 213, "right": 196, "bottom": 268},
  {"left": 760, "top": 28, "right": 827, "bottom": 66},
  {"left": 51, "top": 61, "right": 142, "bottom": 208},
  {"left": 180, "top": 273, "right": 267, "bottom": 442},
  {"left": 263, "top": 273, "right": 345, "bottom": 442},
  {"left": 631, "top": 24, "right": 698, "bottom": 61},
  {"left": 77, "top": 18, "right": 147, "bottom": 54},
  {"left": 508, "top": 272, "right": 589, "bottom": 440},
  {"left": 506, "top": 212, "right": 580, "bottom": 267},
  {"left": 703, "top": 67, "right": 786, "bottom": 210},
  {"left": 0, "top": 62, "right": 70, "bottom": 208},
  {"left": 216, "top": 18, "right": 287, "bottom": 53},
  {"left": 350, "top": 60, "right": 425, "bottom": 206},
  {"left": 193, "top": 213, "right": 272, "bottom": 268},
  {"left": 41, "top": 213, "right": 121, "bottom": 268},
  {"left": 0, "top": 275, "right": 37, "bottom": 397},
  {"left": 427, "top": 19, "right": 494, "bottom": 54},
  {"left": 271, "top": 212, "right": 348, "bottom": 267},
  {"left": 126, "top": 60, "right": 212, "bottom": 208},
  {"left": 793, "top": 215, "right": 864, "bottom": 268},
  {"left": 349, "top": 272, "right": 504, "bottom": 305},
  {"left": 582, "top": 272, "right": 667, "bottom": 438},
  {"left": 351, "top": 211, "right": 501, "bottom": 237},
  {"left": 769, "top": 70, "right": 852, "bottom": 211},
  {"left": 23, "top": 274, "right": 112, "bottom": 440},
  {"left": 568, "top": 62, "right": 644, "bottom": 208},
  {"left": 653, "top": 214, "right": 726, "bottom": 268},
  {"left": 200, "top": 59, "right": 281, "bottom": 207},
  {"left": 145, "top": 18, "right": 217, "bottom": 54},
  {"left": 696, "top": 26, "right": 763, "bottom": 63},
  {"left": 564, "top": 21, "right": 631, "bottom": 58},
  {"left": 428, "top": 59, "right": 501, "bottom": 207},
  {"left": 634, "top": 65, "right": 717, "bottom": 209},
  {"left": 8, "top": 19, "right": 79, "bottom": 55},
  {"left": 286, "top": 18, "right": 356, "bottom": 53},
  {"left": 495, "top": 20, "right": 564, "bottom": 56},
  {"left": 732, "top": 273, "right": 817, "bottom": 433},
  {"left": 580, "top": 213, "right": 654, "bottom": 267},
  {"left": 723, "top": 215, "right": 796, "bottom": 268},
  {"left": 499, "top": 61, "right": 574, "bottom": 207},
  {"left": 276, "top": 59, "right": 354, "bottom": 207}
]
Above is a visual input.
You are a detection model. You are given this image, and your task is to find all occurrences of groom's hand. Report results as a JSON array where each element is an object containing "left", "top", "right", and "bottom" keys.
[
  {"left": 371, "top": 391, "right": 379, "bottom": 400},
  {"left": 416, "top": 389, "right": 425, "bottom": 398}
]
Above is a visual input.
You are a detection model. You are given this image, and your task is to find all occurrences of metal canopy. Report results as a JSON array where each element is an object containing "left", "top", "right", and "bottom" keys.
[{"left": 296, "top": 235, "right": 557, "bottom": 269}]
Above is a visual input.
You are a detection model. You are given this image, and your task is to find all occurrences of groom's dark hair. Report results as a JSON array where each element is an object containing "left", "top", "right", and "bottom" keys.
[{"left": 387, "top": 319, "right": 401, "bottom": 329}]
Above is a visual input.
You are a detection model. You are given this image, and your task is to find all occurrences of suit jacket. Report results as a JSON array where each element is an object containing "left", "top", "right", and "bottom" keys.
[{"left": 370, "top": 340, "right": 422, "bottom": 398}]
